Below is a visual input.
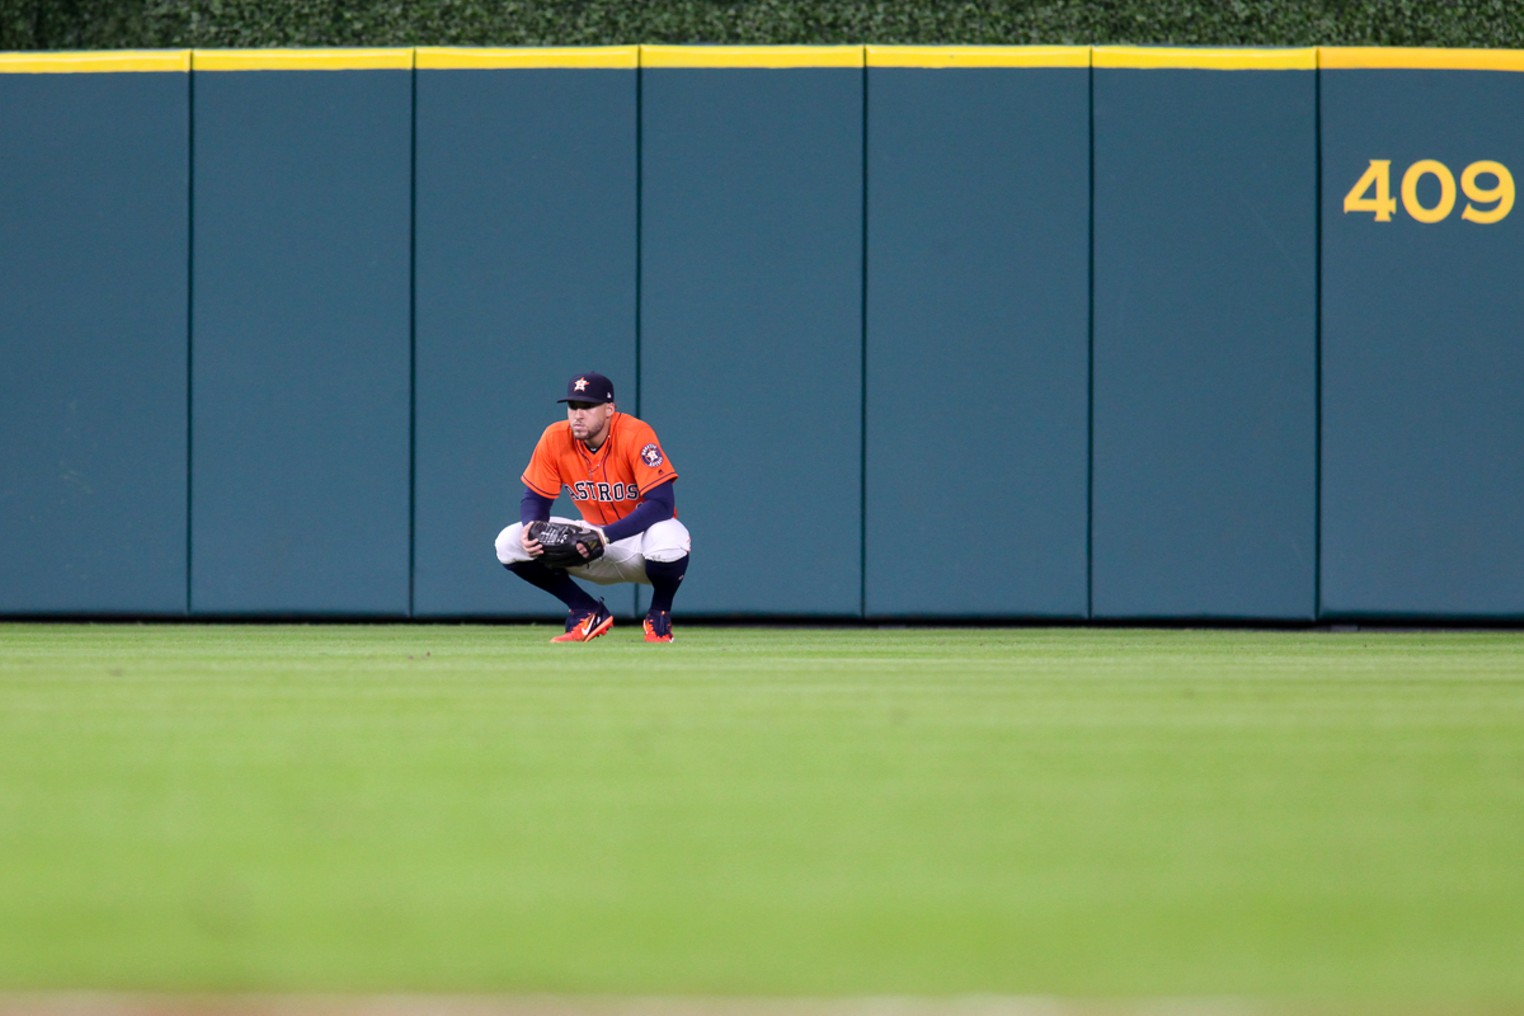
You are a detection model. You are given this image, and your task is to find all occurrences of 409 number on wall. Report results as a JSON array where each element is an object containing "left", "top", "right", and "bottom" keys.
[{"left": 1344, "top": 159, "right": 1514, "bottom": 224}]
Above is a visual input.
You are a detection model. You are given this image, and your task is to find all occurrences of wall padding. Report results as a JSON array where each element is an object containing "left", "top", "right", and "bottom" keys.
[
  {"left": 1091, "top": 59, "right": 1318, "bottom": 620},
  {"left": 190, "top": 66, "right": 413, "bottom": 615},
  {"left": 0, "top": 69, "right": 190, "bottom": 615}
]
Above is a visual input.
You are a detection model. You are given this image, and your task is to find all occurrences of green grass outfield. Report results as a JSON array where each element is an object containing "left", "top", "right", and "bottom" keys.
[{"left": 1, "top": 623, "right": 1522, "bottom": 1009}]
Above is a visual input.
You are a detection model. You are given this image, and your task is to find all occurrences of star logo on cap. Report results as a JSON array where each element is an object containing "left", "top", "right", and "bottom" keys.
[{"left": 573, "top": 377, "right": 589, "bottom": 392}]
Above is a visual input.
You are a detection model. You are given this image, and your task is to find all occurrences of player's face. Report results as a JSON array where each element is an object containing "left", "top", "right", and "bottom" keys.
[{"left": 566, "top": 401, "right": 615, "bottom": 446}]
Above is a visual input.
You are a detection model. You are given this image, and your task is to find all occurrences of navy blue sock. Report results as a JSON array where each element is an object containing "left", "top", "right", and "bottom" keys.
[
  {"left": 506, "top": 561, "right": 599, "bottom": 614},
  {"left": 644, "top": 555, "right": 689, "bottom": 615}
]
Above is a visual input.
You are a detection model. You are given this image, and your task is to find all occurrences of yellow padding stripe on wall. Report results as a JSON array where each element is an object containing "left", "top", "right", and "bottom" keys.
[
  {"left": 1321, "top": 47, "right": 1524, "bottom": 71},
  {"left": 416, "top": 46, "right": 638, "bottom": 69},
  {"left": 867, "top": 46, "right": 1089, "bottom": 68},
  {"left": 641, "top": 45, "right": 862, "bottom": 68},
  {"left": 11, "top": 45, "right": 1524, "bottom": 74},
  {"left": 1096, "top": 46, "right": 1316, "bottom": 70},
  {"left": 193, "top": 48, "right": 413, "bottom": 71},
  {"left": 0, "top": 50, "right": 190, "bottom": 72}
]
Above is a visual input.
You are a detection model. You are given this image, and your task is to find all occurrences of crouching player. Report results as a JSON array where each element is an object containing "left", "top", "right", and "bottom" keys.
[{"left": 495, "top": 372, "right": 690, "bottom": 643}]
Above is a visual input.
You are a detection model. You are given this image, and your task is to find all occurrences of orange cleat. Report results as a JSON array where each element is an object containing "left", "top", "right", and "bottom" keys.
[
  {"left": 551, "top": 600, "right": 614, "bottom": 644},
  {"left": 643, "top": 610, "right": 674, "bottom": 643}
]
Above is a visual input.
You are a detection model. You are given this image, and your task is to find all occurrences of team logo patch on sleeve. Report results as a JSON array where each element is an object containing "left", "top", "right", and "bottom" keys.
[{"left": 640, "top": 443, "right": 665, "bottom": 468}]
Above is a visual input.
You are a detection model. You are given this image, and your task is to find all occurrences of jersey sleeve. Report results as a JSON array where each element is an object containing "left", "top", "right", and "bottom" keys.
[
  {"left": 520, "top": 424, "right": 565, "bottom": 499},
  {"left": 626, "top": 419, "right": 679, "bottom": 494}
]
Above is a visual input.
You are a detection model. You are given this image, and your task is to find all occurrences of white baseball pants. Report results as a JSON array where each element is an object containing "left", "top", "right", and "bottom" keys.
[{"left": 495, "top": 517, "right": 691, "bottom": 586}]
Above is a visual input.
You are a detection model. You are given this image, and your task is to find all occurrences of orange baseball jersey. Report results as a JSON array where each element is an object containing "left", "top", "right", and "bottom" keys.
[{"left": 521, "top": 412, "right": 678, "bottom": 528}]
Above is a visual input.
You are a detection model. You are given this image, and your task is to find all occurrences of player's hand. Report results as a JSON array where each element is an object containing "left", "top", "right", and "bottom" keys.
[
  {"left": 576, "top": 527, "right": 608, "bottom": 559},
  {"left": 520, "top": 525, "right": 544, "bottom": 557}
]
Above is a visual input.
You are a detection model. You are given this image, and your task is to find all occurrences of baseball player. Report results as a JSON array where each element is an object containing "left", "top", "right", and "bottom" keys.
[{"left": 495, "top": 372, "right": 691, "bottom": 643}]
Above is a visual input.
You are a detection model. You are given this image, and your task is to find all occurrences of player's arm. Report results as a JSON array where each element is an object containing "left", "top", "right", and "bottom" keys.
[
  {"left": 519, "top": 487, "right": 555, "bottom": 556},
  {"left": 600, "top": 480, "right": 675, "bottom": 544},
  {"left": 518, "top": 425, "right": 565, "bottom": 557},
  {"left": 521, "top": 487, "right": 553, "bottom": 526}
]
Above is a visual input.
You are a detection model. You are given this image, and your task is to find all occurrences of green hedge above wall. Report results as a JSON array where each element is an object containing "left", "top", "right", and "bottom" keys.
[{"left": 5, "top": 0, "right": 1524, "bottom": 50}]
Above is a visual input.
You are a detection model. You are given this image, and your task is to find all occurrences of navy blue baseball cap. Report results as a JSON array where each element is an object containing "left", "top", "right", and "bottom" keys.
[{"left": 557, "top": 372, "right": 616, "bottom": 404}]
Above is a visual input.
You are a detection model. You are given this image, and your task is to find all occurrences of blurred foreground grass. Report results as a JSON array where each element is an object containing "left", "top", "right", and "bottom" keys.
[{"left": 0, "top": 624, "right": 1521, "bottom": 1005}]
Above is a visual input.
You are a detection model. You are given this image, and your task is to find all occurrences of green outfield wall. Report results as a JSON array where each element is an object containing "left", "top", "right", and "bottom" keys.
[
  {"left": 411, "top": 47, "right": 640, "bottom": 620},
  {"left": 865, "top": 47, "right": 1091, "bottom": 620},
  {"left": 189, "top": 50, "right": 414, "bottom": 616},
  {"left": 1318, "top": 49, "right": 1524, "bottom": 620},
  {"left": 2, "top": 46, "right": 1521, "bottom": 622},
  {"left": 1091, "top": 48, "right": 1318, "bottom": 620},
  {"left": 638, "top": 46, "right": 864, "bottom": 617},
  {"left": 0, "top": 54, "right": 189, "bottom": 615}
]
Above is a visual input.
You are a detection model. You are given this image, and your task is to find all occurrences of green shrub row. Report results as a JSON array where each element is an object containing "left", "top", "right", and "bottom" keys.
[{"left": 6, "top": 0, "right": 1524, "bottom": 51}]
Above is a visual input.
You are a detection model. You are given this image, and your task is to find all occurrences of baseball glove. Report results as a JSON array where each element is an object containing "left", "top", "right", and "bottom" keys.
[{"left": 529, "top": 520, "right": 606, "bottom": 569}]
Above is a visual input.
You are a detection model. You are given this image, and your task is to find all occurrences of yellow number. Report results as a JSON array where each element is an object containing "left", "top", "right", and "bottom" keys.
[
  {"left": 1349, "top": 158, "right": 1512, "bottom": 225},
  {"left": 1401, "top": 159, "right": 1457, "bottom": 223},
  {"left": 1344, "top": 160, "right": 1397, "bottom": 221},
  {"left": 1460, "top": 160, "right": 1515, "bottom": 224}
]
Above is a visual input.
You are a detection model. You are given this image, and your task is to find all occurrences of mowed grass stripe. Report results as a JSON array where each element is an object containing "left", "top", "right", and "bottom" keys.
[{"left": 0, "top": 625, "right": 1521, "bottom": 1003}]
